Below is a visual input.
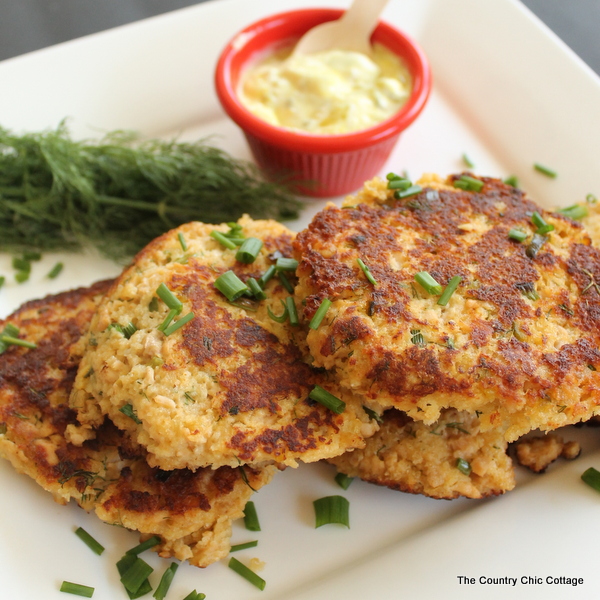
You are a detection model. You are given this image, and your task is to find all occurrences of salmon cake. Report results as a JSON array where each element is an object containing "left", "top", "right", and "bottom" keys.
[
  {"left": 328, "top": 408, "right": 515, "bottom": 499},
  {"left": 70, "top": 216, "right": 377, "bottom": 471},
  {"left": 0, "top": 282, "right": 274, "bottom": 567},
  {"left": 294, "top": 174, "right": 600, "bottom": 441}
]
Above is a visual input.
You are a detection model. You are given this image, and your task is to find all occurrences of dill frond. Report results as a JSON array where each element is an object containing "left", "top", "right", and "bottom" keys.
[{"left": 0, "top": 123, "right": 301, "bottom": 261}]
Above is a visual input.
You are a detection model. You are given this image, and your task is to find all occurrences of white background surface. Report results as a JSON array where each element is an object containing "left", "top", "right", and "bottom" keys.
[
  {"left": 0, "top": 0, "right": 599, "bottom": 78},
  {"left": 1, "top": 1, "right": 600, "bottom": 599}
]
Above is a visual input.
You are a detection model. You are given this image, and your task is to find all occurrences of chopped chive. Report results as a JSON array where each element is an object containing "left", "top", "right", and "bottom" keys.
[
  {"left": 12, "top": 257, "right": 31, "bottom": 272},
  {"left": 586, "top": 193, "right": 598, "bottom": 204},
  {"left": 2, "top": 323, "right": 19, "bottom": 337},
  {"left": 107, "top": 322, "right": 125, "bottom": 336},
  {"left": 119, "top": 403, "right": 142, "bottom": 425},
  {"left": 59, "top": 582, "right": 95, "bottom": 597},
  {"left": 414, "top": 271, "right": 443, "bottom": 295},
  {"left": 462, "top": 153, "right": 475, "bottom": 168},
  {"left": 508, "top": 228, "right": 528, "bottom": 242},
  {"left": 153, "top": 562, "right": 178, "bottom": 600},
  {"left": 247, "top": 277, "right": 267, "bottom": 300},
  {"left": 285, "top": 296, "right": 299, "bottom": 326},
  {"left": 243, "top": 501, "right": 261, "bottom": 531},
  {"left": 75, "top": 527, "right": 105, "bottom": 555},
  {"left": 116, "top": 554, "right": 153, "bottom": 599},
  {"left": 534, "top": 162, "right": 557, "bottom": 178},
  {"left": 0, "top": 333, "right": 36, "bottom": 350},
  {"left": 156, "top": 283, "right": 183, "bottom": 312},
  {"left": 267, "top": 301, "right": 288, "bottom": 324},
  {"left": 309, "top": 385, "right": 346, "bottom": 414},
  {"left": 386, "top": 171, "right": 401, "bottom": 180},
  {"left": 15, "top": 270, "right": 29, "bottom": 283},
  {"left": 531, "top": 211, "right": 555, "bottom": 234},
  {"left": 313, "top": 495, "right": 350, "bottom": 528},
  {"left": 309, "top": 298, "right": 332, "bottom": 330},
  {"left": 394, "top": 184, "right": 422, "bottom": 199},
  {"left": 275, "top": 257, "right": 298, "bottom": 271},
  {"left": 0, "top": 275, "right": 5, "bottom": 289},
  {"left": 23, "top": 251, "right": 42, "bottom": 261},
  {"left": 236, "top": 237, "right": 263, "bottom": 263},
  {"left": 504, "top": 175, "right": 519, "bottom": 188},
  {"left": 120, "top": 556, "right": 154, "bottom": 594},
  {"left": 437, "top": 275, "right": 462, "bottom": 306},
  {"left": 230, "top": 540, "right": 259, "bottom": 552},
  {"left": 0, "top": 334, "right": 37, "bottom": 349},
  {"left": 116, "top": 553, "right": 136, "bottom": 572},
  {"left": 258, "top": 265, "right": 276, "bottom": 288},
  {"left": 581, "top": 467, "right": 600, "bottom": 492},
  {"left": 387, "top": 178, "right": 412, "bottom": 190},
  {"left": 122, "top": 322, "right": 137, "bottom": 339},
  {"left": 214, "top": 270, "right": 249, "bottom": 302},
  {"left": 126, "top": 535, "right": 161, "bottom": 555},
  {"left": 183, "top": 592, "right": 206, "bottom": 600},
  {"left": 456, "top": 458, "right": 472, "bottom": 476},
  {"left": 526, "top": 233, "right": 548, "bottom": 258},
  {"left": 278, "top": 271, "right": 294, "bottom": 293},
  {"left": 228, "top": 557, "right": 266, "bottom": 591},
  {"left": 157, "top": 307, "right": 178, "bottom": 332},
  {"left": 162, "top": 311, "right": 195, "bottom": 336},
  {"left": 47, "top": 261, "right": 64, "bottom": 279},
  {"left": 210, "top": 230, "right": 237, "bottom": 249},
  {"left": 410, "top": 329, "right": 425, "bottom": 346},
  {"left": 224, "top": 224, "right": 245, "bottom": 244},
  {"left": 177, "top": 232, "right": 188, "bottom": 251},
  {"left": 558, "top": 204, "right": 588, "bottom": 220},
  {"left": 357, "top": 258, "right": 377, "bottom": 286},
  {"left": 334, "top": 472, "right": 354, "bottom": 490},
  {"left": 453, "top": 174, "right": 484, "bottom": 192}
]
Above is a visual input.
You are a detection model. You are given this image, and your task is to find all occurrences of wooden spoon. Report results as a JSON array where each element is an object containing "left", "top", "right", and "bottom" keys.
[{"left": 292, "top": 0, "right": 391, "bottom": 56}]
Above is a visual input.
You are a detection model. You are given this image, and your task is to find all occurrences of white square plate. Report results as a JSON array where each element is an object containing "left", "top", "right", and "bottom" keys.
[{"left": 1, "top": 1, "right": 600, "bottom": 599}]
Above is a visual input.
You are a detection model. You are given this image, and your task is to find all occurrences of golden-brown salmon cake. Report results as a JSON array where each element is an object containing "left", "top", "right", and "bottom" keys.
[
  {"left": 0, "top": 283, "right": 274, "bottom": 568},
  {"left": 70, "top": 216, "right": 377, "bottom": 471},
  {"left": 328, "top": 408, "right": 514, "bottom": 499},
  {"left": 294, "top": 174, "right": 600, "bottom": 442}
]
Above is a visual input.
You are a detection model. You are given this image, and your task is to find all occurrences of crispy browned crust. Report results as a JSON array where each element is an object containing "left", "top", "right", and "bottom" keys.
[
  {"left": 71, "top": 217, "right": 374, "bottom": 471},
  {"left": 178, "top": 268, "right": 347, "bottom": 460},
  {"left": 0, "top": 280, "right": 114, "bottom": 502},
  {"left": 0, "top": 282, "right": 274, "bottom": 567},
  {"left": 293, "top": 175, "right": 600, "bottom": 439}
]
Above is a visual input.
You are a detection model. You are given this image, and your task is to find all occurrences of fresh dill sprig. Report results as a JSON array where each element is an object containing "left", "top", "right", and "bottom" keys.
[{"left": 0, "top": 123, "right": 301, "bottom": 261}]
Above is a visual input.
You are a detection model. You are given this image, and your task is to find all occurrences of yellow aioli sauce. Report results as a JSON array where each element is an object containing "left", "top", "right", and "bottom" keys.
[{"left": 238, "top": 43, "right": 412, "bottom": 135}]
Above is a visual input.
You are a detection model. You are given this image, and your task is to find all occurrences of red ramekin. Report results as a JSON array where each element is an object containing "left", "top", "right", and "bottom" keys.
[{"left": 214, "top": 8, "right": 432, "bottom": 197}]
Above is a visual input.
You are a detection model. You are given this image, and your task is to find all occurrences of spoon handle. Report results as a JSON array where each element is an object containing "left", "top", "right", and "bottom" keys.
[
  {"left": 292, "top": 0, "right": 391, "bottom": 56},
  {"left": 342, "top": 0, "right": 391, "bottom": 37}
]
